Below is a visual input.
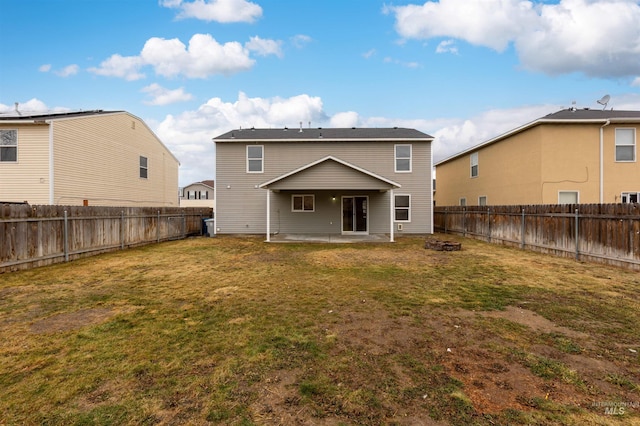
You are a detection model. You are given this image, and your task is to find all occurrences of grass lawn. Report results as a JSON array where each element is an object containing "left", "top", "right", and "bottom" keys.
[{"left": 0, "top": 234, "right": 639, "bottom": 425}]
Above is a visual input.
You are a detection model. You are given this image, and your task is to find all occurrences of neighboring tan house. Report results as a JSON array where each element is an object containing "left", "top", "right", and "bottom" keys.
[
  {"left": 0, "top": 110, "right": 180, "bottom": 206},
  {"left": 213, "top": 127, "right": 434, "bottom": 241},
  {"left": 179, "top": 180, "right": 215, "bottom": 209},
  {"left": 434, "top": 108, "right": 640, "bottom": 206}
]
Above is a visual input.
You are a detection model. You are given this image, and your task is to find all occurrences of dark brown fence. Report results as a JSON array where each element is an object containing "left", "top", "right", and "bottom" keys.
[
  {"left": 434, "top": 204, "right": 640, "bottom": 271},
  {"left": 1, "top": 204, "right": 213, "bottom": 273}
]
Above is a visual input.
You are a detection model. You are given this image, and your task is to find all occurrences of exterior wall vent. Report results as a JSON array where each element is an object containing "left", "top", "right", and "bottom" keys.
[{"left": 397, "top": 223, "right": 403, "bottom": 231}]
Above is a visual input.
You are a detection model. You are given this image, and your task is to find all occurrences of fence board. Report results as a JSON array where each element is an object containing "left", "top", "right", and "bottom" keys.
[
  {"left": 434, "top": 204, "right": 640, "bottom": 271},
  {"left": 1, "top": 204, "right": 213, "bottom": 273}
]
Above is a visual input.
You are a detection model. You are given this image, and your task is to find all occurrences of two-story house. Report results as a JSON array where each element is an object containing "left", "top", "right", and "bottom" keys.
[
  {"left": 0, "top": 110, "right": 180, "bottom": 206},
  {"left": 179, "top": 180, "right": 215, "bottom": 209},
  {"left": 434, "top": 108, "right": 640, "bottom": 206},
  {"left": 213, "top": 127, "right": 434, "bottom": 241}
]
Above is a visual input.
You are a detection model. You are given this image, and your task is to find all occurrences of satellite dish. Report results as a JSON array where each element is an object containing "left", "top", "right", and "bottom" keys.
[{"left": 597, "top": 94, "right": 610, "bottom": 110}]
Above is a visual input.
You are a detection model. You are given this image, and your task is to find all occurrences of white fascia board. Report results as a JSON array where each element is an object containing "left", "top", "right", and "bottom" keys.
[{"left": 259, "top": 155, "right": 401, "bottom": 188}]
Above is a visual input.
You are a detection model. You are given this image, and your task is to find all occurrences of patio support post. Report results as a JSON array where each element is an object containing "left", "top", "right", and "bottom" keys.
[
  {"left": 389, "top": 189, "right": 395, "bottom": 242},
  {"left": 266, "top": 189, "right": 271, "bottom": 242}
]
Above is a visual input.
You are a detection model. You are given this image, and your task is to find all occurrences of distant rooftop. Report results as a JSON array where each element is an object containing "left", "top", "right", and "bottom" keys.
[
  {"left": 214, "top": 127, "right": 433, "bottom": 141},
  {"left": 542, "top": 108, "right": 640, "bottom": 120},
  {"left": 0, "top": 110, "right": 123, "bottom": 121}
]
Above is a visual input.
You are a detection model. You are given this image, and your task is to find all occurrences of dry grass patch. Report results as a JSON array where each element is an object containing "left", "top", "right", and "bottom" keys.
[{"left": 0, "top": 234, "right": 638, "bottom": 425}]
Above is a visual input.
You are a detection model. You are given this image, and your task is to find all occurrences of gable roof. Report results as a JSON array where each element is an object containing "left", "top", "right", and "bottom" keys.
[
  {"left": 435, "top": 108, "right": 640, "bottom": 167},
  {"left": 214, "top": 127, "right": 433, "bottom": 142},
  {"left": 259, "top": 156, "right": 401, "bottom": 190}
]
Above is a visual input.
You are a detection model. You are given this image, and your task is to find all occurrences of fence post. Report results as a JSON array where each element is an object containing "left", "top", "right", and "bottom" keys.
[
  {"left": 487, "top": 208, "right": 491, "bottom": 243},
  {"left": 120, "top": 211, "right": 125, "bottom": 250},
  {"left": 462, "top": 207, "right": 466, "bottom": 237},
  {"left": 64, "top": 210, "right": 69, "bottom": 262},
  {"left": 157, "top": 210, "right": 160, "bottom": 243},
  {"left": 521, "top": 208, "right": 525, "bottom": 249},
  {"left": 182, "top": 212, "right": 186, "bottom": 238},
  {"left": 444, "top": 208, "right": 447, "bottom": 234},
  {"left": 575, "top": 208, "right": 579, "bottom": 261}
]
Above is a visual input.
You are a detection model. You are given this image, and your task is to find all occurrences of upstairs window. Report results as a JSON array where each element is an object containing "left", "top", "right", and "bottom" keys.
[
  {"left": 139, "top": 156, "right": 148, "bottom": 179},
  {"left": 470, "top": 152, "right": 479, "bottom": 177},
  {"left": 292, "top": 194, "right": 314, "bottom": 212},
  {"left": 0, "top": 130, "right": 17, "bottom": 162},
  {"left": 247, "top": 145, "right": 263, "bottom": 173},
  {"left": 394, "top": 194, "right": 411, "bottom": 221},
  {"left": 395, "top": 144, "right": 412, "bottom": 172},
  {"left": 615, "top": 128, "right": 636, "bottom": 162}
]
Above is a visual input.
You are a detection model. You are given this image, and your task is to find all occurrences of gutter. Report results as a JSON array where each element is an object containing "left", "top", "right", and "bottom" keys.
[{"left": 599, "top": 120, "right": 610, "bottom": 203}]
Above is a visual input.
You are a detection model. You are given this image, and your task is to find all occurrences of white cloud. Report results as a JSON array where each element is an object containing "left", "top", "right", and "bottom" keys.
[
  {"left": 0, "top": 98, "right": 70, "bottom": 115},
  {"left": 141, "top": 83, "right": 194, "bottom": 106},
  {"left": 161, "top": 0, "right": 263, "bottom": 23},
  {"left": 89, "top": 33, "right": 281, "bottom": 80},
  {"left": 39, "top": 64, "right": 51, "bottom": 72},
  {"left": 245, "top": 36, "right": 283, "bottom": 58},
  {"left": 88, "top": 54, "right": 146, "bottom": 81},
  {"left": 362, "top": 49, "right": 376, "bottom": 59},
  {"left": 436, "top": 40, "right": 458, "bottom": 55},
  {"left": 291, "top": 34, "right": 312, "bottom": 49},
  {"left": 54, "top": 64, "right": 79, "bottom": 77},
  {"left": 632, "top": 77, "right": 640, "bottom": 87},
  {"left": 388, "top": 0, "right": 640, "bottom": 78},
  {"left": 330, "top": 111, "right": 360, "bottom": 128}
]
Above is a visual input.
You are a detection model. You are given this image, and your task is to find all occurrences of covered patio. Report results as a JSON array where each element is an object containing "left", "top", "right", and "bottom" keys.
[{"left": 259, "top": 156, "right": 401, "bottom": 242}]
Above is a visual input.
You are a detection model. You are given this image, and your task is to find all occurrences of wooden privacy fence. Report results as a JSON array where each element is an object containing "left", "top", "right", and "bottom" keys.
[
  {"left": 434, "top": 204, "right": 640, "bottom": 271},
  {"left": 1, "top": 204, "right": 213, "bottom": 273}
]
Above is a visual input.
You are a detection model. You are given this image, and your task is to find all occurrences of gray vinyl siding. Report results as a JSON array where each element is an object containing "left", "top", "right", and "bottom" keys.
[
  {"left": 215, "top": 140, "right": 432, "bottom": 235},
  {"left": 267, "top": 160, "right": 394, "bottom": 191}
]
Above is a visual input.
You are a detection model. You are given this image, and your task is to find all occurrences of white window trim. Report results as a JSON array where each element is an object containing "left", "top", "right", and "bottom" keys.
[
  {"left": 558, "top": 190, "right": 579, "bottom": 204},
  {"left": 292, "top": 194, "right": 315, "bottom": 212},
  {"left": 139, "top": 155, "right": 148, "bottom": 179},
  {"left": 394, "top": 194, "right": 411, "bottom": 222},
  {"left": 621, "top": 191, "right": 640, "bottom": 203},
  {"left": 478, "top": 195, "right": 487, "bottom": 206},
  {"left": 394, "top": 144, "right": 412, "bottom": 173},
  {"left": 0, "top": 129, "right": 18, "bottom": 163},
  {"left": 470, "top": 152, "right": 479, "bottom": 178},
  {"left": 459, "top": 197, "right": 466, "bottom": 206},
  {"left": 246, "top": 145, "right": 264, "bottom": 173},
  {"left": 615, "top": 128, "right": 636, "bottom": 163}
]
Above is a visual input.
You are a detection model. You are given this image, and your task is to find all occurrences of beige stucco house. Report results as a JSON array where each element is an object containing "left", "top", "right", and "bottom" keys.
[
  {"left": 0, "top": 110, "right": 180, "bottom": 206},
  {"left": 179, "top": 180, "right": 215, "bottom": 209},
  {"left": 434, "top": 109, "right": 640, "bottom": 206},
  {"left": 214, "top": 127, "right": 434, "bottom": 241}
]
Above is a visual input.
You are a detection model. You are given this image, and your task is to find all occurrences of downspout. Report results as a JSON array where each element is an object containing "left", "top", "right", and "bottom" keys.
[
  {"left": 389, "top": 188, "right": 395, "bottom": 242},
  {"left": 48, "top": 121, "right": 54, "bottom": 204},
  {"left": 266, "top": 189, "right": 271, "bottom": 242},
  {"left": 600, "top": 120, "right": 610, "bottom": 204}
]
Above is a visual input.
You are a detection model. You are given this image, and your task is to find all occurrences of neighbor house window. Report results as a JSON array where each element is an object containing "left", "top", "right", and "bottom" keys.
[
  {"left": 139, "top": 156, "right": 148, "bottom": 179},
  {"left": 621, "top": 192, "right": 639, "bottom": 203},
  {"left": 478, "top": 196, "right": 487, "bottom": 206},
  {"left": 247, "top": 145, "right": 263, "bottom": 173},
  {"left": 292, "top": 194, "right": 314, "bottom": 212},
  {"left": 459, "top": 198, "right": 466, "bottom": 206},
  {"left": 615, "top": 128, "right": 636, "bottom": 162},
  {"left": 558, "top": 191, "right": 578, "bottom": 204},
  {"left": 394, "top": 194, "right": 411, "bottom": 221},
  {"left": 395, "top": 144, "right": 412, "bottom": 172},
  {"left": 470, "top": 152, "right": 479, "bottom": 177},
  {"left": 0, "top": 129, "right": 17, "bottom": 162}
]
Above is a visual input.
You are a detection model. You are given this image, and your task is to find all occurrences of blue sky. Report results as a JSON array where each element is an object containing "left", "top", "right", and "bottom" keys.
[{"left": 1, "top": 0, "right": 639, "bottom": 186}]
